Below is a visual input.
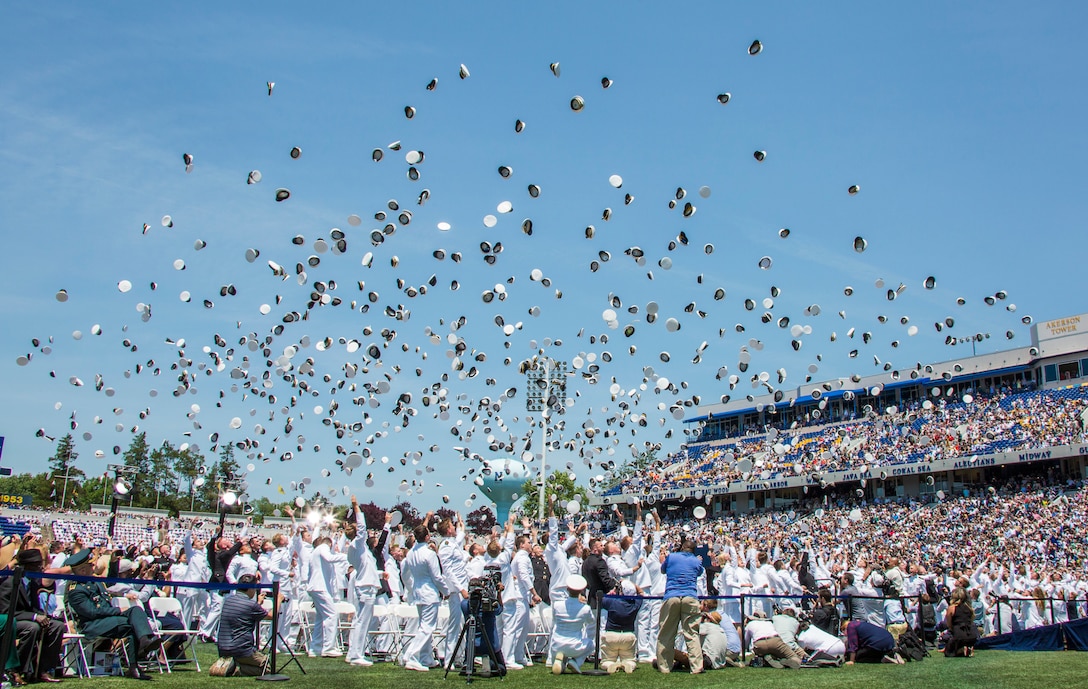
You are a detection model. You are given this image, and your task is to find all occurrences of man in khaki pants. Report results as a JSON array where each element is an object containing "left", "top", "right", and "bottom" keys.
[
  {"left": 743, "top": 612, "right": 802, "bottom": 669},
  {"left": 655, "top": 538, "right": 704, "bottom": 674},
  {"left": 599, "top": 580, "right": 643, "bottom": 673}
]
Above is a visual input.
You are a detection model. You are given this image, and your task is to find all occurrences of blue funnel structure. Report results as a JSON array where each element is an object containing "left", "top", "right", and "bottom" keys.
[{"left": 478, "top": 459, "right": 532, "bottom": 524}]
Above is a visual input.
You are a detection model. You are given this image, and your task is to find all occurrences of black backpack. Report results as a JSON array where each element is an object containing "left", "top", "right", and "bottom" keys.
[{"left": 897, "top": 628, "right": 928, "bottom": 662}]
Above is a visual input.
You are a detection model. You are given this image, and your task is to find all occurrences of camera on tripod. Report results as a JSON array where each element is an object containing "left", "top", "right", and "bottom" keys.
[{"left": 468, "top": 565, "right": 503, "bottom": 613}]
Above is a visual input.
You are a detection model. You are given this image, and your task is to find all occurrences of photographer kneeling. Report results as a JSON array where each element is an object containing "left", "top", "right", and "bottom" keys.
[{"left": 212, "top": 575, "right": 272, "bottom": 677}]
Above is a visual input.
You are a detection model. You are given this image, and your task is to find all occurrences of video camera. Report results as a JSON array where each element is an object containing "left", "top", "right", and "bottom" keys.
[{"left": 468, "top": 564, "right": 503, "bottom": 613}]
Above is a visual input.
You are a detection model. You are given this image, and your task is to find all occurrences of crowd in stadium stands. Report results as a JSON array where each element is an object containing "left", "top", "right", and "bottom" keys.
[
  {"left": 606, "top": 386, "right": 1088, "bottom": 496},
  {"left": 48, "top": 517, "right": 253, "bottom": 553},
  {"left": 1, "top": 464, "right": 1086, "bottom": 680}
]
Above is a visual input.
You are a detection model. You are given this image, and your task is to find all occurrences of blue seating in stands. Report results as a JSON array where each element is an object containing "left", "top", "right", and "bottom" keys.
[
  {"left": 0, "top": 517, "right": 31, "bottom": 539},
  {"left": 613, "top": 387, "right": 1088, "bottom": 495}
]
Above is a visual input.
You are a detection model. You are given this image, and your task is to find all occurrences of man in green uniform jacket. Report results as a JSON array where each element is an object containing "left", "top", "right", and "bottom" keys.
[{"left": 63, "top": 549, "right": 161, "bottom": 681}]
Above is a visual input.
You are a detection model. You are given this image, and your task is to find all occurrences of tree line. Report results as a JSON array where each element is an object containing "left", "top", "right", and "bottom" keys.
[{"left": 0, "top": 433, "right": 501, "bottom": 531}]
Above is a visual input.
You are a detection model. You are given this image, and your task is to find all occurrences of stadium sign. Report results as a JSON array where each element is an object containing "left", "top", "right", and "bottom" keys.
[
  {"left": 596, "top": 442, "right": 1088, "bottom": 505},
  {"left": 0, "top": 493, "right": 32, "bottom": 507},
  {"left": 1041, "top": 315, "right": 1082, "bottom": 339}
]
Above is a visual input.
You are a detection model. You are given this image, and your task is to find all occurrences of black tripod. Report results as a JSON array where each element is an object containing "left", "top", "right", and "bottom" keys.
[
  {"left": 257, "top": 583, "right": 305, "bottom": 680},
  {"left": 443, "top": 594, "right": 506, "bottom": 683},
  {"left": 581, "top": 592, "right": 608, "bottom": 676}
]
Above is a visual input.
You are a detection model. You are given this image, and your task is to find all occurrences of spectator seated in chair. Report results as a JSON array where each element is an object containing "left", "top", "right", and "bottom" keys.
[
  {"left": 0, "top": 547, "right": 68, "bottom": 683},
  {"left": 64, "top": 549, "right": 161, "bottom": 681}
]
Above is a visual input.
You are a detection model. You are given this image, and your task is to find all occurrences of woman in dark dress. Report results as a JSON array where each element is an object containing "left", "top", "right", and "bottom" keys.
[{"left": 944, "top": 588, "right": 977, "bottom": 657}]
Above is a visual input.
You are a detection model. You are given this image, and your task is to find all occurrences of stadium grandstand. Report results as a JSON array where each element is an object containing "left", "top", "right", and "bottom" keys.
[
  {"left": 595, "top": 312, "right": 1088, "bottom": 512},
  {"left": 0, "top": 505, "right": 290, "bottom": 550}
]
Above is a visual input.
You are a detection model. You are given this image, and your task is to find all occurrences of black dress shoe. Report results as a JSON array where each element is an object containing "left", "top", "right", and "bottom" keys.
[
  {"left": 137, "top": 635, "right": 163, "bottom": 658},
  {"left": 127, "top": 668, "right": 152, "bottom": 681}
]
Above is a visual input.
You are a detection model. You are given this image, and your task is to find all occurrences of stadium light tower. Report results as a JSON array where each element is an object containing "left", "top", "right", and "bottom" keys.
[
  {"left": 953, "top": 332, "right": 991, "bottom": 357},
  {"left": 106, "top": 464, "right": 137, "bottom": 538},
  {"left": 524, "top": 354, "right": 569, "bottom": 522},
  {"left": 218, "top": 477, "right": 246, "bottom": 529}
]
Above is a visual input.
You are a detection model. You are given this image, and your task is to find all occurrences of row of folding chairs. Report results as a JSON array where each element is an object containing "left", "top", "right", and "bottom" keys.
[
  {"left": 261, "top": 597, "right": 553, "bottom": 665},
  {"left": 60, "top": 595, "right": 201, "bottom": 677}
]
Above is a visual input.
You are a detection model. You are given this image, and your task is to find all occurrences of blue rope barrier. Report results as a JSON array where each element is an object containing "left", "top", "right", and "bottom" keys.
[{"left": 0, "top": 568, "right": 274, "bottom": 591}]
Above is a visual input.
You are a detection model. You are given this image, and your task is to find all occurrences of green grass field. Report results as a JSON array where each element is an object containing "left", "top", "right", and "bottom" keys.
[{"left": 76, "top": 643, "right": 1088, "bottom": 689}]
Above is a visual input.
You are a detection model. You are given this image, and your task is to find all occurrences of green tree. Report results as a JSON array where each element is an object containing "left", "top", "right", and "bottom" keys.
[
  {"left": 217, "top": 444, "right": 241, "bottom": 480},
  {"left": 0, "top": 472, "right": 53, "bottom": 507},
  {"left": 47, "top": 434, "right": 80, "bottom": 476},
  {"left": 174, "top": 445, "right": 205, "bottom": 512},
  {"left": 520, "top": 469, "right": 589, "bottom": 514},
  {"left": 600, "top": 449, "right": 657, "bottom": 492},
  {"left": 248, "top": 496, "right": 295, "bottom": 520},
  {"left": 121, "top": 432, "right": 151, "bottom": 503},
  {"left": 148, "top": 441, "right": 180, "bottom": 510},
  {"left": 74, "top": 472, "right": 112, "bottom": 510}
]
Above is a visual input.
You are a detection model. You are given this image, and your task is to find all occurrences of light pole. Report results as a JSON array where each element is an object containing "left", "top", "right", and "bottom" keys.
[
  {"left": 36, "top": 431, "right": 77, "bottom": 508},
  {"left": 53, "top": 445, "right": 78, "bottom": 508},
  {"left": 525, "top": 355, "right": 569, "bottom": 522},
  {"left": 954, "top": 332, "right": 991, "bottom": 356}
]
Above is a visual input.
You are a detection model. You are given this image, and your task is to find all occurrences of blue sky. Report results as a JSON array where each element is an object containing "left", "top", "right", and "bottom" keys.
[{"left": 2, "top": 2, "right": 1085, "bottom": 511}]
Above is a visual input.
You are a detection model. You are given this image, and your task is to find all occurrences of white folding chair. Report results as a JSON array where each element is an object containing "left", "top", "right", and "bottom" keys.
[
  {"left": 333, "top": 600, "right": 356, "bottom": 651},
  {"left": 147, "top": 597, "right": 201, "bottom": 673},
  {"left": 295, "top": 599, "right": 315, "bottom": 651},
  {"left": 433, "top": 604, "right": 450, "bottom": 655},
  {"left": 392, "top": 604, "right": 419, "bottom": 663},
  {"left": 367, "top": 604, "right": 399, "bottom": 660},
  {"left": 63, "top": 597, "right": 132, "bottom": 677},
  {"left": 59, "top": 605, "right": 93, "bottom": 678},
  {"left": 258, "top": 597, "right": 275, "bottom": 648},
  {"left": 527, "top": 602, "right": 552, "bottom": 659}
]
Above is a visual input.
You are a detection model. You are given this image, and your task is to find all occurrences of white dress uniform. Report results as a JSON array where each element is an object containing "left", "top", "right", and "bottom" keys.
[
  {"left": 226, "top": 552, "right": 258, "bottom": 583},
  {"left": 180, "top": 533, "right": 210, "bottom": 631},
  {"left": 262, "top": 544, "right": 295, "bottom": 651},
  {"left": 307, "top": 541, "right": 348, "bottom": 656},
  {"left": 345, "top": 525, "right": 389, "bottom": 664},
  {"left": 401, "top": 541, "right": 451, "bottom": 669},
  {"left": 635, "top": 531, "right": 664, "bottom": 662},
  {"left": 438, "top": 530, "right": 470, "bottom": 663},
  {"left": 501, "top": 548, "right": 535, "bottom": 667},
  {"left": 549, "top": 593, "right": 595, "bottom": 670}
]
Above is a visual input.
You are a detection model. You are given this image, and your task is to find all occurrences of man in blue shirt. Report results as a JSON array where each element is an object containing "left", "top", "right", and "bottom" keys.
[
  {"left": 217, "top": 574, "right": 273, "bottom": 675},
  {"left": 655, "top": 538, "right": 704, "bottom": 674},
  {"left": 842, "top": 619, "right": 903, "bottom": 664}
]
